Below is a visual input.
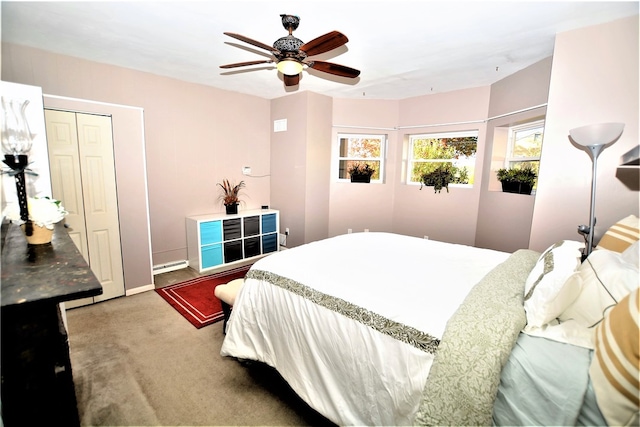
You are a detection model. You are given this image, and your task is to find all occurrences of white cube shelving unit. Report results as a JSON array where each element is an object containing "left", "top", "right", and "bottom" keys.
[{"left": 186, "top": 209, "right": 279, "bottom": 273}]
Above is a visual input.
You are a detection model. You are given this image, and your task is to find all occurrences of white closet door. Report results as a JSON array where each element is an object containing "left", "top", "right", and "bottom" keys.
[{"left": 45, "top": 109, "right": 125, "bottom": 305}]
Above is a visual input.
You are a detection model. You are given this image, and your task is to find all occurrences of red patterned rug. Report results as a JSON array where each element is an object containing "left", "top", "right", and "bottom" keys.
[{"left": 156, "top": 265, "right": 250, "bottom": 329}]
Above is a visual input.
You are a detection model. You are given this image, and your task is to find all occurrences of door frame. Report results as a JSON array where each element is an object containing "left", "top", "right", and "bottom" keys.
[{"left": 43, "top": 95, "right": 154, "bottom": 297}]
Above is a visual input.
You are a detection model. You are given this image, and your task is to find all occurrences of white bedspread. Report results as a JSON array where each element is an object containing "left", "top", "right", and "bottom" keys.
[{"left": 220, "top": 232, "right": 509, "bottom": 426}]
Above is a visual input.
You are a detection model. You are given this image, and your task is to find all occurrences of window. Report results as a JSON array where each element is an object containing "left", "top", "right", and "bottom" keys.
[
  {"left": 337, "top": 133, "right": 386, "bottom": 182},
  {"left": 505, "top": 121, "right": 544, "bottom": 175},
  {"left": 407, "top": 130, "right": 478, "bottom": 186}
]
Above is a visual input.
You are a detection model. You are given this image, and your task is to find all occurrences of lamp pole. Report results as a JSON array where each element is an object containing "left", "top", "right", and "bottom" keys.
[
  {"left": 568, "top": 122, "right": 625, "bottom": 259},
  {"left": 584, "top": 144, "right": 605, "bottom": 257}
]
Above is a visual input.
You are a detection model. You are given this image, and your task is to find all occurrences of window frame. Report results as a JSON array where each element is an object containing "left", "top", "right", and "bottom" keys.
[
  {"left": 406, "top": 130, "right": 479, "bottom": 187},
  {"left": 336, "top": 133, "right": 387, "bottom": 183},
  {"left": 504, "top": 120, "right": 544, "bottom": 169}
]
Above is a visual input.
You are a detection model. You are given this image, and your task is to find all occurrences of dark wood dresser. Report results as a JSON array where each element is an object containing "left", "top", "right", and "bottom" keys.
[{"left": 1, "top": 221, "right": 102, "bottom": 426}]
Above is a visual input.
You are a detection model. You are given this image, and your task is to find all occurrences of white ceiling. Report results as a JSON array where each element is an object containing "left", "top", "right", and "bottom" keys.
[{"left": 2, "top": 1, "right": 638, "bottom": 100}]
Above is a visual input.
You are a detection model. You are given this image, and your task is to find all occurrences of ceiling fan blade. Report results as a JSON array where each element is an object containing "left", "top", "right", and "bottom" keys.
[
  {"left": 220, "top": 60, "right": 274, "bottom": 69},
  {"left": 300, "top": 31, "right": 348, "bottom": 56},
  {"left": 307, "top": 61, "right": 360, "bottom": 78},
  {"left": 284, "top": 74, "right": 300, "bottom": 86},
  {"left": 224, "top": 32, "right": 277, "bottom": 52}
]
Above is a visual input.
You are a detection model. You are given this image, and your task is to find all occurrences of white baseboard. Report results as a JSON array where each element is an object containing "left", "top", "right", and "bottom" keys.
[
  {"left": 152, "top": 259, "right": 189, "bottom": 275},
  {"left": 126, "top": 284, "right": 155, "bottom": 296}
]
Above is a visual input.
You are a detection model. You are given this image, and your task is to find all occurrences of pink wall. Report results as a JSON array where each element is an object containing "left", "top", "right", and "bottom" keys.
[
  {"left": 530, "top": 15, "right": 639, "bottom": 251},
  {"left": 2, "top": 43, "right": 271, "bottom": 269},
  {"left": 270, "top": 91, "right": 332, "bottom": 247},
  {"left": 393, "top": 87, "right": 490, "bottom": 245},
  {"left": 304, "top": 92, "right": 333, "bottom": 243},
  {"left": 475, "top": 57, "right": 552, "bottom": 252},
  {"left": 329, "top": 88, "right": 494, "bottom": 245},
  {"left": 329, "top": 99, "right": 399, "bottom": 237}
]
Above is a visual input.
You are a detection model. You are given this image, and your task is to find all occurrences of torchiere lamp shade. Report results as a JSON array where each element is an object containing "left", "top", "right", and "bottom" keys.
[{"left": 569, "top": 123, "right": 625, "bottom": 149}]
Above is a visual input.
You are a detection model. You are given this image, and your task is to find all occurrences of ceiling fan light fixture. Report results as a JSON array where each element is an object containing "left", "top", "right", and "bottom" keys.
[
  {"left": 221, "top": 15, "right": 359, "bottom": 86},
  {"left": 277, "top": 59, "right": 303, "bottom": 76}
]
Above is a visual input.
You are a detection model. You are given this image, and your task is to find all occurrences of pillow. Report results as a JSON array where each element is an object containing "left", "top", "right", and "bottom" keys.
[
  {"left": 523, "top": 240, "right": 584, "bottom": 327},
  {"left": 589, "top": 287, "right": 639, "bottom": 427},
  {"left": 596, "top": 214, "right": 640, "bottom": 253},
  {"left": 559, "top": 249, "right": 639, "bottom": 329},
  {"left": 521, "top": 318, "right": 595, "bottom": 349},
  {"left": 622, "top": 240, "right": 640, "bottom": 269}
]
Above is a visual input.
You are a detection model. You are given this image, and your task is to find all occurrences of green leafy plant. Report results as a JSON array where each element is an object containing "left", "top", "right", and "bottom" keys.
[
  {"left": 217, "top": 179, "right": 245, "bottom": 206},
  {"left": 419, "top": 164, "right": 469, "bottom": 193},
  {"left": 348, "top": 162, "right": 376, "bottom": 183},
  {"left": 420, "top": 165, "right": 453, "bottom": 193},
  {"left": 348, "top": 162, "right": 376, "bottom": 178},
  {"left": 496, "top": 166, "right": 537, "bottom": 194},
  {"left": 496, "top": 166, "right": 537, "bottom": 185}
]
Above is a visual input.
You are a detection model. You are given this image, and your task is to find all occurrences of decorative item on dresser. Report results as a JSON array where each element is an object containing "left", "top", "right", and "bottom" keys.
[
  {"left": 1, "top": 221, "right": 103, "bottom": 427},
  {"left": 1, "top": 96, "right": 37, "bottom": 237},
  {"left": 186, "top": 209, "right": 279, "bottom": 273},
  {"left": 3, "top": 196, "right": 68, "bottom": 245}
]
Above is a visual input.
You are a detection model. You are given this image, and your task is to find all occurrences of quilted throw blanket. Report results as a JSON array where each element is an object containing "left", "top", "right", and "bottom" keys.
[{"left": 414, "top": 249, "right": 540, "bottom": 426}]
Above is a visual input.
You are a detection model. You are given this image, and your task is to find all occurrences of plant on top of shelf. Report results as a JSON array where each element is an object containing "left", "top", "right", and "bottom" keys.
[
  {"left": 348, "top": 162, "right": 376, "bottom": 183},
  {"left": 217, "top": 179, "right": 245, "bottom": 214},
  {"left": 496, "top": 165, "right": 537, "bottom": 195}
]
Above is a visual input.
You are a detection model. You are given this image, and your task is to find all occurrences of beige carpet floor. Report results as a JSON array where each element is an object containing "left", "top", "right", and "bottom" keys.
[{"left": 66, "top": 289, "right": 336, "bottom": 426}]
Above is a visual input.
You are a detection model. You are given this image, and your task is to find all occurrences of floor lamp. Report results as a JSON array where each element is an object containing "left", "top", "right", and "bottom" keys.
[{"left": 568, "top": 122, "right": 625, "bottom": 258}]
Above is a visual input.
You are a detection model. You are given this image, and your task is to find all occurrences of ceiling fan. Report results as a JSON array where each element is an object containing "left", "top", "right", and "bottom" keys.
[{"left": 220, "top": 14, "right": 360, "bottom": 87}]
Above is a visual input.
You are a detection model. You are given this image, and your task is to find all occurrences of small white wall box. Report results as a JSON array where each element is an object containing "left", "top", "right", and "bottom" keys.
[{"left": 273, "top": 119, "right": 287, "bottom": 132}]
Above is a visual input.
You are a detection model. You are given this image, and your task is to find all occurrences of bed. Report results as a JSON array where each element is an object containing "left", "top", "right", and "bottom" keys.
[{"left": 220, "top": 225, "right": 639, "bottom": 426}]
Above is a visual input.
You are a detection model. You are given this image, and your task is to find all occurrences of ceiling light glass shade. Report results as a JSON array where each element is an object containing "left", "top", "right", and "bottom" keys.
[
  {"left": 569, "top": 122, "right": 625, "bottom": 148},
  {"left": 277, "top": 60, "right": 303, "bottom": 76},
  {"left": 1, "top": 97, "right": 34, "bottom": 155}
]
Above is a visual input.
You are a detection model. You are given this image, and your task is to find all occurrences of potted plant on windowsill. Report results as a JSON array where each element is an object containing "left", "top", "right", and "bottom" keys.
[
  {"left": 496, "top": 166, "right": 537, "bottom": 195},
  {"left": 420, "top": 164, "right": 454, "bottom": 193},
  {"left": 348, "top": 163, "right": 376, "bottom": 183},
  {"left": 217, "top": 179, "right": 245, "bottom": 214}
]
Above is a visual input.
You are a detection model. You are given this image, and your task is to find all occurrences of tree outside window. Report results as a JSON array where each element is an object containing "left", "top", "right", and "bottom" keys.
[
  {"left": 408, "top": 131, "right": 478, "bottom": 186},
  {"left": 337, "top": 134, "right": 385, "bottom": 182}
]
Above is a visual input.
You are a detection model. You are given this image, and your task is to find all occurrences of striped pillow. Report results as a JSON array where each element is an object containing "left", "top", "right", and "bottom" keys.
[
  {"left": 596, "top": 215, "right": 640, "bottom": 253},
  {"left": 589, "top": 287, "right": 639, "bottom": 426}
]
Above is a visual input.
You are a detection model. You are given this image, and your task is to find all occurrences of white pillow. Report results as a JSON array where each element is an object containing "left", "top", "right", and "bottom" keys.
[
  {"left": 522, "top": 319, "right": 595, "bottom": 349},
  {"left": 523, "top": 240, "right": 584, "bottom": 327},
  {"left": 559, "top": 249, "right": 639, "bottom": 329},
  {"left": 621, "top": 240, "right": 640, "bottom": 269}
]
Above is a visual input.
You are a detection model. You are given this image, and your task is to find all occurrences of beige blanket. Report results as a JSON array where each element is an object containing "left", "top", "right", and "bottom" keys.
[{"left": 414, "top": 249, "right": 540, "bottom": 426}]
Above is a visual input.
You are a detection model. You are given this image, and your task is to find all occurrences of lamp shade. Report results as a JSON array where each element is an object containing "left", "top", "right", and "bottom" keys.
[
  {"left": 276, "top": 60, "right": 303, "bottom": 76},
  {"left": 569, "top": 122, "right": 625, "bottom": 148}
]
